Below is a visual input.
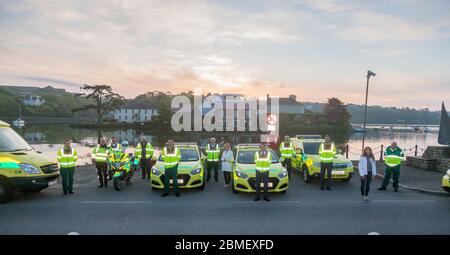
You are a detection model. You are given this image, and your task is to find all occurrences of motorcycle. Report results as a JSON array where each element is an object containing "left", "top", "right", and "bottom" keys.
[{"left": 109, "top": 151, "right": 136, "bottom": 191}]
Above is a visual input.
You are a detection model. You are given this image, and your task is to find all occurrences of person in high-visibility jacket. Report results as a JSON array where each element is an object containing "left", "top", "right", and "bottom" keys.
[
  {"left": 205, "top": 137, "right": 220, "bottom": 182},
  {"left": 108, "top": 137, "right": 123, "bottom": 153},
  {"left": 279, "top": 136, "right": 295, "bottom": 179},
  {"left": 57, "top": 140, "right": 78, "bottom": 195},
  {"left": 135, "top": 137, "right": 154, "bottom": 180},
  {"left": 255, "top": 144, "right": 272, "bottom": 201},
  {"left": 107, "top": 137, "right": 123, "bottom": 180},
  {"left": 318, "top": 135, "right": 336, "bottom": 191},
  {"left": 378, "top": 142, "right": 404, "bottom": 192},
  {"left": 91, "top": 137, "right": 110, "bottom": 188},
  {"left": 161, "top": 140, "right": 182, "bottom": 197}
]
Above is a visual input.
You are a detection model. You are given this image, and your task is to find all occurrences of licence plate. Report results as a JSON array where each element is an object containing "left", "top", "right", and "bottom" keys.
[
  {"left": 332, "top": 171, "right": 345, "bottom": 175},
  {"left": 169, "top": 179, "right": 184, "bottom": 184},
  {"left": 260, "top": 182, "right": 273, "bottom": 188},
  {"left": 48, "top": 179, "right": 58, "bottom": 186}
]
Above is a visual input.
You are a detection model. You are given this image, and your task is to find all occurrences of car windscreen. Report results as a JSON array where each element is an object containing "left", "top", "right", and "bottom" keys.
[
  {"left": 0, "top": 127, "right": 32, "bottom": 152},
  {"left": 237, "top": 150, "right": 279, "bottom": 164},
  {"left": 158, "top": 148, "right": 199, "bottom": 162},
  {"left": 303, "top": 142, "right": 322, "bottom": 155}
]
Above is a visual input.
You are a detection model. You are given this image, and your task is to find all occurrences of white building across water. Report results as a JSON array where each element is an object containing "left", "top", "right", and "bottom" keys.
[{"left": 114, "top": 100, "right": 158, "bottom": 123}]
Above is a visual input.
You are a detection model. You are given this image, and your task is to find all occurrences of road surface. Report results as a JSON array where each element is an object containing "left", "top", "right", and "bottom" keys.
[{"left": 1, "top": 165, "right": 449, "bottom": 234}]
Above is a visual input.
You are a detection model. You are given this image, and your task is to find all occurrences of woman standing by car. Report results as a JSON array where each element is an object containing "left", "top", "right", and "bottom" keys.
[
  {"left": 358, "top": 147, "right": 377, "bottom": 202},
  {"left": 221, "top": 143, "right": 234, "bottom": 188}
]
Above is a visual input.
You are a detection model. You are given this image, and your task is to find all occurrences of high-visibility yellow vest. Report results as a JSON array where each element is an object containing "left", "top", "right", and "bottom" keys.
[
  {"left": 384, "top": 147, "right": 404, "bottom": 167},
  {"left": 205, "top": 143, "right": 220, "bottom": 162},
  {"left": 92, "top": 145, "right": 109, "bottom": 163},
  {"left": 319, "top": 143, "right": 336, "bottom": 163},
  {"left": 255, "top": 151, "right": 271, "bottom": 172},
  {"left": 57, "top": 147, "right": 78, "bottom": 168},
  {"left": 279, "top": 142, "right": 295, "bottom": 160},
  {"left": 135, "top": 143, "right": 154, "bottom": 160},
  {"left": 161, "top": 146, "right": 181, "bottom": 169},
  {"left": 108, "top": 143, "right": 123, "bottom": 154}
]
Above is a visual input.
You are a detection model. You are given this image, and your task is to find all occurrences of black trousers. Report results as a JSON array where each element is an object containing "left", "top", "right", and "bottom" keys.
[
  {"left": 206, "top": 161, "right": 219, "bottom": 181},
  {"left": 282, "top": 158, "right": 292, "bottom": 178},
  {"left": 96, "top": 162, "right": 108, "bottom": 187},
  {"left": 320, "top": 162, "right": 333, "bottom": 189},
  {"left": 223, "top": 171, "right": 231, "bottom": 184},
  {"left": 360, "top": 172, "right": 373, "bottom": 196},
  {"left": 255, "top": 170, "right": 269, "bottom": 198},
  {"left": 140, "top": 158, "right": 151, "bottom": 179}
]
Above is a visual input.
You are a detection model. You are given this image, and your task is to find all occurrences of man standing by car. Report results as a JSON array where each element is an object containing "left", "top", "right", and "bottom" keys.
[
  {"left": 57, "top": 140, "right": 78, "bottom": 195},
  {"left": 378, "top": 141, "right": 404, "bottom": 192},
  {"left": 135, "top": 136, "right": 154, "bottom": 180},
  {"left": 254, "top": 144, "right": 271, "bottom": 202},
  {"left": 279, "top": 135, "right": 295, "bottom": 179},
  {"left": 205, "top": 137, "right": 220, "bottom": 182},
  {"left": 91, "top": 138, "right": 109, "bottom": 188},
  {"left": 161, "top": 140, "right": 182, "bottom": 197},
  {"left": 319, "top": 135, "right": 336, "bottom": 191}
]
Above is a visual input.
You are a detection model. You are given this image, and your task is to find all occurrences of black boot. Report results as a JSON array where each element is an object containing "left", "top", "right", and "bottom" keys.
[{"left": 161, "top": 193, "right": 169, "bottom": 197}]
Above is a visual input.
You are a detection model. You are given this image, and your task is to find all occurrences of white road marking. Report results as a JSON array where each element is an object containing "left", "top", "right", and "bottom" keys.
[
  {"left": 68, "top": 232, "right": 80, "bottom": 235},
  {"left": 82, "top": 201, "right": 153, "bottom": 204},
  {"left": 372, "top": 200, "right": 434, "bottom": 203},
  {"left": 368, "top": 232, "right": 380, "bottom": 235},
  {"left": 231, "top": 200, "right": 301, "bottom": 203}
]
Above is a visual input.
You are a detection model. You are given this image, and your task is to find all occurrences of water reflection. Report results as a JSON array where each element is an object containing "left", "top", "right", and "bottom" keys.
[{"left": 12, "top": 123, "right": 440, "bottom": 161}]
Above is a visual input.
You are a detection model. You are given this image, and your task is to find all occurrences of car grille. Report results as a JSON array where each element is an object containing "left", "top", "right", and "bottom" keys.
[
  {"left": 160, "top": 174, "right": 191, "bottom": 187},
  {"left": 333, "top": 163, "right": 349, "bottom": 169},
  {"left": 40, "top": 164, "right": 59, "bottom": 174},
  {"left": 248, "top": 177, "right": 280, "bottom": 190}
]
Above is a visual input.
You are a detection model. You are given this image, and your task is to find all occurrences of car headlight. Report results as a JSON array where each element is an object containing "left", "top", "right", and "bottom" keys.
[
  {"left": 313, "top": 162, "right": 321, "bottom": 168},
  {"left": 346, "top": 162, "right": 354, "bottom": 168},
  {"left": 151, "top": 167, "right": 161, "bottom": 175},
  {"left": 278, "top": 170, "right": 288, "bottom": 178},
  {"left": 235, "top": 170, "right": 248, "bottom": 179},
  {"left": 19, "top": 164, "right": 41, "bottom": 174},
  {"left": 190, "top": 167, "right": 201, "bottom": 175}
]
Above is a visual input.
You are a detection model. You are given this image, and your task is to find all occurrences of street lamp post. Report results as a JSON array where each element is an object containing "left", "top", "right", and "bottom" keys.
[{"left": 362, "top": 70, "right": 376, "bottom": 153}]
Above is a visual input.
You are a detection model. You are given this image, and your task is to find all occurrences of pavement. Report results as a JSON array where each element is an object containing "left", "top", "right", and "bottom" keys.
[
  {"left": 353, "top": 161, "right": 448, "bottom": 195},
  {"left": 0, "top": 165, "right": 449, "bottom": 235}
]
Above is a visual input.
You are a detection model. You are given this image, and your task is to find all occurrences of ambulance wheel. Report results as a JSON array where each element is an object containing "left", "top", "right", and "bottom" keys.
[
  {"left": 341, "top": 177, "right": 352, "bottom": 183},
  {"left": 231, "top": 180, "right": 238, "bottom": 193},
  {"left": 0, "top": 178, "right": 15, "bottom": 204},
  {"left": 302, "top": 166, "right": 311, "bottom": 183}
]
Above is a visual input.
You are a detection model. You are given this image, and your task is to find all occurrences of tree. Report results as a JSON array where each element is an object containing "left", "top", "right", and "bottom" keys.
[
  {"left": 72, "top": 84, "right": 125, "bottom": 124},
  {"left": 323, "top": 97, "right": 351, "bottom": 125}
]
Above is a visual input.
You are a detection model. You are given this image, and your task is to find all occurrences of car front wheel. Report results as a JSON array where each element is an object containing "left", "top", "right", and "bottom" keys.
[
  {"left": 0, "top": 178, "right": 15, "bottom": 204},
  {"left": 302, "top": 166, "right": 311, "bottom": 183}
]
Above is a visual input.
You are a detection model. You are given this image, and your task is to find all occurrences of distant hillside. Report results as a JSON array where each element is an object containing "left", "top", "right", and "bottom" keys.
[
  {"left": 0, "top": 85, "right": 95, "bottom": 119},
  {"left": 302, "top": 102, "right": 440, "bottom": 125}
]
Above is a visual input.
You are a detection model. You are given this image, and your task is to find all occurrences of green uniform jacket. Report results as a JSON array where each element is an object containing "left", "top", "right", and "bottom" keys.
[{"left": 384, "top": 146, "right": 404, "bottom": 167}]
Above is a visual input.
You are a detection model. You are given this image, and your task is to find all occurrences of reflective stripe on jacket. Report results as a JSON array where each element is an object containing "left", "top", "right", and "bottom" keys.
[
  {"left": 319, "top": 143, "right": 336, "bottom": 163},
  {"left": 134, "top": 143, "right": 154, "bottom": 160},
  {"left": 91, "top": 145, "right": 109, "bottom": 163},
  {"left": 57, "top": 147, "right": 78, "bottom": 168},
  {"left": 255, "top": 151, "right": 271, "bottom": 172},
  {"left": 384, "top": 146, "right": 404, "bottom": 167},
  {"left": 161, "top": 146, "right": 181, "bottom": 168},
  {"left": 279, "top": 142, "right": 295, "bottom": 159},
  {"left": 205, "top": 143, "right": 220, "bottom": 162}
]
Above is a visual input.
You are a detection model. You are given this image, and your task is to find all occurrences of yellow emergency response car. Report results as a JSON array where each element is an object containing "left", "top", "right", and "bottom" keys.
[
  {"left": 290, "top": 135, "right": 354, "bottom": 183},
  {"left": 0, "top": 120, "right": 59, "bottom": 203}
]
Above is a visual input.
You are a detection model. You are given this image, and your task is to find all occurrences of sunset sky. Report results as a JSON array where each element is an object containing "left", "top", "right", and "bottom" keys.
[{"left": 1, "top": 0, "right": 449, "bottom": 110}]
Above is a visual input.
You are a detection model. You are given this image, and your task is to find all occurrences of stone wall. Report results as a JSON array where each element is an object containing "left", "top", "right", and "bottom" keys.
[{"left": 408, "top": 146, "right": 450, "bottom": 173}]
